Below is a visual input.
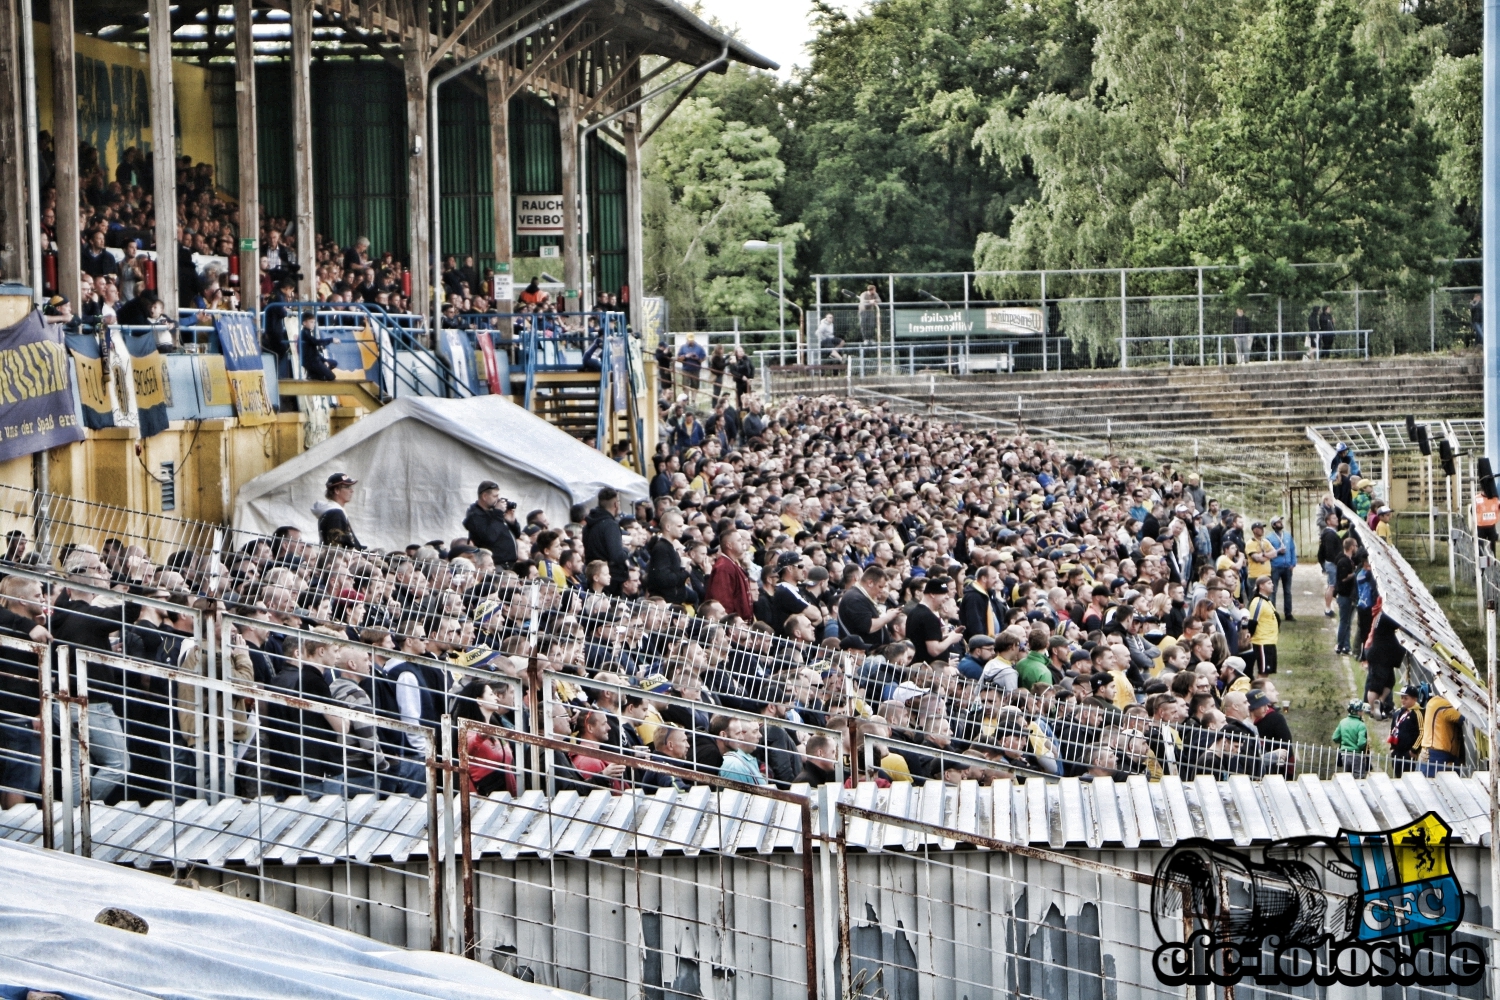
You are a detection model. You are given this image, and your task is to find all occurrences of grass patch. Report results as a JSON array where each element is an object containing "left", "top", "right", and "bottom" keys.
[{"left": 1276, "top": 611, "right": 1353, "bottom": 746}]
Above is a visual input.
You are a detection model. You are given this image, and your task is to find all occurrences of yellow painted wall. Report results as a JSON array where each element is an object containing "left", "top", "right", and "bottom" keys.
[
  {"left": 31, "top": 21, "right": 216, "bottom": 181},
  {"left": 0, "top": 412, "right": 306, "bottom": 527}
]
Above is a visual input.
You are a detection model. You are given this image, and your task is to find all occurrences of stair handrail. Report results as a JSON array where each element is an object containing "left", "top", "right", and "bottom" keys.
[
  {"left": 595, "top": 316, "right": 613, "bottom": 449},
  {"left": 522, "top": 324, "right": 539, "bottom": 409},
  {"left": 263, "top": 300, "right": 471, "bottom": 400},
  {"left": 367, "top": 304, "right": 473, "bottom": 399}
]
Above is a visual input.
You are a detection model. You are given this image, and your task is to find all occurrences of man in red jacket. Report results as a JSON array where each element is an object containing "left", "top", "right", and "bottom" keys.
[{"left": 704, "top": 528, "right": 754, "bottom": 621}]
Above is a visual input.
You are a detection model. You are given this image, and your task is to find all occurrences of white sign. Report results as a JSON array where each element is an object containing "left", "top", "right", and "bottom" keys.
[
  {"left": 490, "top": 272, "right": 513, "bottom": 301},
  {"left": 984, "top": 307, "right": 1045, "bottom": 335},
  {"left": 516, "top": 194, "right": 565, "bottom": 236},
  {"left": 539, "top": 245, "right": 561, "bottom": 259}
]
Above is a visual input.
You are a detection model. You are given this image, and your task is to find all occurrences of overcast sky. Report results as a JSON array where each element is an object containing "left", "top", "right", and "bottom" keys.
[{"left": 694, "top": 0, "right": 865, "bottom": 78}]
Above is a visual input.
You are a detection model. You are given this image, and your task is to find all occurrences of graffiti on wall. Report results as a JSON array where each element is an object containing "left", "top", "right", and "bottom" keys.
[{"left": 74, "top": 55, "right": 151, "bottom": 177}]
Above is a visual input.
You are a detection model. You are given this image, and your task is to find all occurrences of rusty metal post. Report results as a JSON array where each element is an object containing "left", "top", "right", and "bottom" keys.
[
  {"left": 440, "top": 713, "right": 460, "bottom": 955},
  {"left": 836, "top": 806, "right": 852, "bottom": 1000},
  {"left": 38, "top": 639, "right": 54, "bottom": 851},
  {"left": 459, "top": 766, "right": 477, "bottom": 960},
  {"left": 425, "top": 741, "right": 442, "bottom": 952},
  {"left": 799, "top": 799, "right": 819, "bottom": 1000},
  {"left": 525, "top": 651, "right": 544, "bottom": 790},
  {"left": 56, "top": 646, "right": 73, "bottom": 853},
  {"left": 75, "top": 661, "right": 90, "bottom": 858}
]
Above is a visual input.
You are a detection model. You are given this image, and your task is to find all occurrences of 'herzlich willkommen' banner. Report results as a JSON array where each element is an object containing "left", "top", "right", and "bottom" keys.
[
  {"left": 215, "top": 313, "right": 275, "bottom": 426},
  {"left": 0, "top": 309, "right": 85, "bottom": 460}
]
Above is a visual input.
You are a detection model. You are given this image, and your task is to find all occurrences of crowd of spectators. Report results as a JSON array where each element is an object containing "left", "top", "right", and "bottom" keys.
[
  {"left": 23, "top": 134, "right": 436, "bottom": 334},
  {"left": 0, "top": 377, "right": 1463, "bottom": 811}
]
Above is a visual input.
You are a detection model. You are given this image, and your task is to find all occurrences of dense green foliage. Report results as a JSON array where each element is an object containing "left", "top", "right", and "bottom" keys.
[{"left": 641, "top": 0, "right": 1481, "bottom": 326}]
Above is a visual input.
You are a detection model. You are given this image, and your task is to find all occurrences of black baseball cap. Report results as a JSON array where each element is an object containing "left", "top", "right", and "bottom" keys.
[{"left": 326, "top": 473, "right": 357, "bottom": 489}]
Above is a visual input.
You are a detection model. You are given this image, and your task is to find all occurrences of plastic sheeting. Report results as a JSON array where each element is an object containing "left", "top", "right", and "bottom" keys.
[
  {"left": 0, "top": 839, "right": 585, "bottom": 1000},
  {"left": 233, "top": 396, "right": 648, "bottom": 551}
]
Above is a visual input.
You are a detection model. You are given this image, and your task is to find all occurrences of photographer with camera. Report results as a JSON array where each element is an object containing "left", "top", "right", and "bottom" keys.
[{"left": 463, "top": 480, "right": 520, "bottom": 569}]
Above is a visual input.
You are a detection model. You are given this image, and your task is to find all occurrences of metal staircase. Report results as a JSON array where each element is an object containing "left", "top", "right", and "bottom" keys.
[
  {"left": 519, "top": 312, "right": 642, "bottom": 472},
  {"left": 264, "top": 301, "right": 473, "bottom": 408}
]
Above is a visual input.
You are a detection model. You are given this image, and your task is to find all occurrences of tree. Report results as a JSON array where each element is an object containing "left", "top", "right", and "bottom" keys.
[
  {"left": 972, "top": 0, "right": 1239, "bottom": 274},
  {"left": 641, "top": 95, "right": 801, "bottom": 329},
  {"left": 780, "top": 0, "right": 1093, "bottom": 277},
  {"left": 1176, "top": 0, "right": 1457, "bottom": 298},
  {"left": 1414, "top": 53, "right": 1480, "bottom": 253}
]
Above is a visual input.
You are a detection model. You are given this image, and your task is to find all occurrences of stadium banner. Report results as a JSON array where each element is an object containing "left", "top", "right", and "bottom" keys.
[
  {"left": 0, "top": 310, "right": 84, "bottom": 459},
  {"left": 214, "top": 313, "right": 276, "bottom": 426},
  {"left": 640, "top": 297, "right": 669, "bottom": 348},
  {"left": 67, "top": 326, "right": 168, "bottom": 437},
  {"left": 893, "top": 306, "right": 1045, "bottom": 337}
]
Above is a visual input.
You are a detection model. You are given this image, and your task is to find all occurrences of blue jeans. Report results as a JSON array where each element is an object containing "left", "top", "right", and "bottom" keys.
[
  {"left": 1421, "top": 749, "right": 1459, "bottom": 776},
  {"left": 0, "top": 718, "right": 41, "bottom": 798},
  {"left": 56, "top": 701, "right": 128, "bottom": 804},
  {"left": 379, "top": 757, "right": 428, "bottom": 797},
  {"left": 303, "top": 776, "right": 347, "bottom": 799},
  {"left": 1270, "top": 564, "right": 1294, "bottom": 616},
  {"left": 1336, "top": 596, "right": 1353, "bottom": 650}
]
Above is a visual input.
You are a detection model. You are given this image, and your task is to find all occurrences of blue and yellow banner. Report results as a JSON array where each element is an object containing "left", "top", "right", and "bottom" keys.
[
  {"left": 214, "top": 313, "right": 275, "bottom": 426},
  {"left": 0, "top": 310, "right": 85, "bottom": 459},
  {"left": 67, "top": 327, "right": 169, "bottom": 437}
]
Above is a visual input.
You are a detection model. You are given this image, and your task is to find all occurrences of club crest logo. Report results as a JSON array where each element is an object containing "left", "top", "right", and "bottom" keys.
[{"left": 1150, "top": 813, "right": 1484, "bottom": 987}]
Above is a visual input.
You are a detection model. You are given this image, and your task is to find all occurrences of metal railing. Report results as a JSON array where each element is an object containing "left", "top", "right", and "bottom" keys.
[
  {"left": 812, "top": 262, "right": 1480, "bottom": 372},
  {"left": 264, "top": 301, "right": 471, "bottom": 400}
]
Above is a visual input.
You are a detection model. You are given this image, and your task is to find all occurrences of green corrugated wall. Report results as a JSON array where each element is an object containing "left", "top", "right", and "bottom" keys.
[
  {"left": 509, "top": 94, "right": 562, "bottom": 257},
  {"left": 589, "top": 132, "right": 626, "bottom": 299},
  {"left": 254, "top": 64, "right": 629, "bottom": 294},
  {"left": 255, "top": 67, "right": 292, "bottom": 220}
]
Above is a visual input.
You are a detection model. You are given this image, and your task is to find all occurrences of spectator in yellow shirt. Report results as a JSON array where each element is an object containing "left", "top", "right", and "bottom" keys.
[
  {"left": 1244, "top": 521, "right": 1275, "bottom": 584},
  {"left": 1245, "top": 575, "right": 1280, "bottom": 676}
]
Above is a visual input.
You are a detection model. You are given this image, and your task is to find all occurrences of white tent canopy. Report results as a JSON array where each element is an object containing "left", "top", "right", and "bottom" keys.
[
  {"left": 233, "top": 396, "right": 647, "bottom": 552},
  {"left": 0, "top": 839, "right": 585, "bottom": 1000}
]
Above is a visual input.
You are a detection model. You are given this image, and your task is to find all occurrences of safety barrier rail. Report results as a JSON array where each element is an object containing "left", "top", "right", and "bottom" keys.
[{"left": 262, "top": 301, "right": 471, "bottom": 400}]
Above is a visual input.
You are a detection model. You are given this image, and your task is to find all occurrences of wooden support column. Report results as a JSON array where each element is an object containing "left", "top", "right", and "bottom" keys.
[
  {"left": 403, "top": 37, "right": 430, "bottom": 318},
  {"left": 558, "top": 92, "right": 579, "bottom": 304},
  {"left": 485, "top": 64, "right": 513, "bottom": 311},
  {"left": 623, "top": 112, "right": 644, "bottom": 331},
  {"left": 289, "top": 0, "right": 315, "bottom": 303},
  {"left": 0, "top": 0, "right": 29, "bottom": 285},
  {"left": 50, "top": 0, "right": 80, "bottom": 307},
  {"left": 233, "top": 0, "right": 259, "bottom": 315},
  {"left": 147, "top": 0, "right": 178, "bottom": 318}
]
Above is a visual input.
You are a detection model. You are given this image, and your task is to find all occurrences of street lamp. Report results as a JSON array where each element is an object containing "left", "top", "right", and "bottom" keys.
[
  {"left": 765, "top": 287, "right": 803, "bottom": 364},
  {"left": 743, "top": 239, "right": 784, "bottom": 353}
]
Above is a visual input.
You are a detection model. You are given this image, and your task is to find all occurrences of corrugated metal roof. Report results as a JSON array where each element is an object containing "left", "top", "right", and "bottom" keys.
[{"left": 3, "top": 771, "right": 1492, "bottom": 865}]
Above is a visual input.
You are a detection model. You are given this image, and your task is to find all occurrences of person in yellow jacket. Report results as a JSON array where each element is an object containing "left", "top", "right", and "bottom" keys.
[
  {"left": 1419, "top": 693, "right": 1464, "bottom": 775},
  {"left": 1245, "top": 575, "right": 1280, "bottom": 676}
]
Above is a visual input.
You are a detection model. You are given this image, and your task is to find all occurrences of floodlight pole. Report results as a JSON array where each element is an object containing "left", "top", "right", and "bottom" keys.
[
  {"left": 1485, "top": 0, "right": 1499, "bottom": 462},
  {"left": 1488, "top": 597, "right": 1497, "bottom": 994}
]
